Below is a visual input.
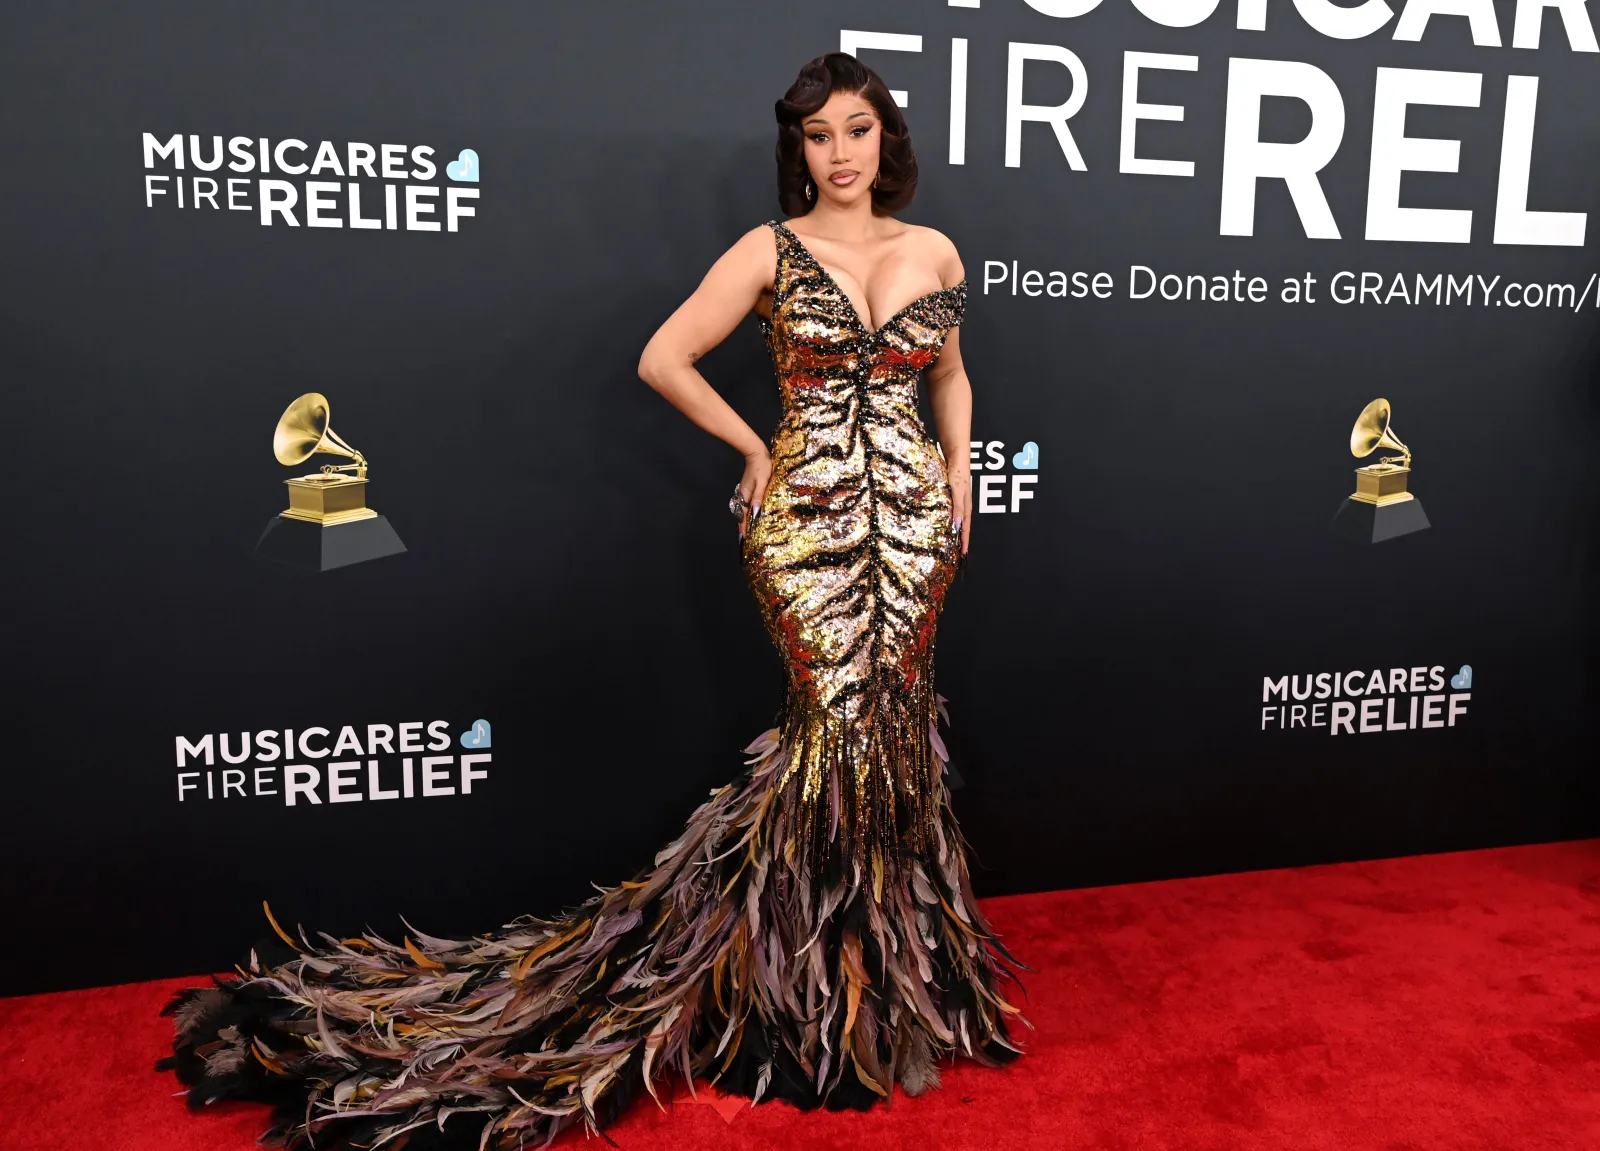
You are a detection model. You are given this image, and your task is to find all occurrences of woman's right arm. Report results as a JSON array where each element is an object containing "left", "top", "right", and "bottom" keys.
[{"left": 637, "top": 224, "right": 777, "bottom": 537}]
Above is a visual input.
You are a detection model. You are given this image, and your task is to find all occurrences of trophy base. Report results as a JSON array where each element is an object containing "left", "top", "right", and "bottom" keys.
[
  {"left": 282, "top": 474, "right": 373, "bottom": 524},
  {"left": 1331, "top": 495, "right": 1431, "bottom": 544},
  {"left": 255, "top": 514, "right": 408, "bottom": 571},
  {"left": 1351, "top": 463, "right": 1413, "bottom": 506}
]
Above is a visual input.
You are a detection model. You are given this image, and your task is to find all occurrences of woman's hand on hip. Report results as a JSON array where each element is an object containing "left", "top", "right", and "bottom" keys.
[
  {"left": 739, "top": 448, "right": 772, "bottom": 541},
  {"left": 947, "top": 467, "right": 971, "bottom": 555}
]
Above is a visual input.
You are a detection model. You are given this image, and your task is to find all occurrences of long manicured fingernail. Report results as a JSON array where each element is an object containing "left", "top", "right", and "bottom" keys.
[
  {"left": 752, "top": 504, "right": 761, "bottom": 520},
  {"left": 952, "top": 515, "right": 963, "bottom": 530}
]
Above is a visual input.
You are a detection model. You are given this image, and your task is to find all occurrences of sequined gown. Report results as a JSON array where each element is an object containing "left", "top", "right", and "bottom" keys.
[{"left": 159, "top": 218, "right": 1024, "bottom": 1149}]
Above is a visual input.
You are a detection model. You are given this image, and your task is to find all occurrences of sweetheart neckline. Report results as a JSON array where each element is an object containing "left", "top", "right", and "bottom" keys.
[{"left": 767, "top": 220, "right": 965, "bottom": 339}]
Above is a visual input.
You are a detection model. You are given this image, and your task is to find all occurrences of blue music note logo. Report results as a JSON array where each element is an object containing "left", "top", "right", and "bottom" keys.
[
  {"left": 460, "top": 719, "right": 492, "bottom": 749},
  {"left": 446, "top": 149, "right": 480, "bottom": 182}
]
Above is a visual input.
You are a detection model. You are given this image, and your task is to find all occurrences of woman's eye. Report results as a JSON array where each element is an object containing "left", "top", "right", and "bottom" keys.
[
  {"left": 850, "top": 127, "right": 869, "bottom": 137},
  {"left": 808, "top": 133, "right": 828, "bottom": 144}
]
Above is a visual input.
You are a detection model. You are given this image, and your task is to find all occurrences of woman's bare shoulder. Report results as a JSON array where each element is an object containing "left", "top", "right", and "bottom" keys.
[
  {"left": 904, "top": 223, "right": 964, "bottom": 286},
  {"left": 701, "top": 223, "right": 780, "bottom": 290},
  {"left": 732, "top": 221, "right": 781, "bottom": 257}
]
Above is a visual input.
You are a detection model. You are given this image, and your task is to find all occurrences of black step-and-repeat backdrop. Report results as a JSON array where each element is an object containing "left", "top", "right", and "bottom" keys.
[{"left": 4, "top": 1, "right": 1598, "bottom": 995}]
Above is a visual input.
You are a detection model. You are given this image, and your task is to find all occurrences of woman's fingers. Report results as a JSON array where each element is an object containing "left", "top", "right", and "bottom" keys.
[
  {"left": 751, "top": 472, "right": 769, "bottom": 521},
  {"left": 949, "top": 477, "right": 972, "bottom": 556},
  {"left": 737, "top": 454, "right": 772, "bottom": 541}
]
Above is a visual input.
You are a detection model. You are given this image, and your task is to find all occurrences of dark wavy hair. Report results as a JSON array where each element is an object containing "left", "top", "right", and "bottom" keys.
[{"left": 774, "top": 52, "right": 917, "bottom": 217}]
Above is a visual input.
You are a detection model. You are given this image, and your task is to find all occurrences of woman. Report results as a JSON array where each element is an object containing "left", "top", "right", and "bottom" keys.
[{"left": 160, "top": 52, "right": 1023, "bottom": 1150}]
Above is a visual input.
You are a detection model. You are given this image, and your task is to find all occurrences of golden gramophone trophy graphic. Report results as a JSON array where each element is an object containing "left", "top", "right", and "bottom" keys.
[
  {"left": 1330, "top": 398, "right": 1432, "bottom": 544},
  {"left": 253, "top": 393, "right": 407, "bottom": 570}
]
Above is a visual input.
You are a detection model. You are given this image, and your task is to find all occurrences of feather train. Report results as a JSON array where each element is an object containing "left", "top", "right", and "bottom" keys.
[{"left": 160, "top": 709, "right": 1025, "bottom": 1149}]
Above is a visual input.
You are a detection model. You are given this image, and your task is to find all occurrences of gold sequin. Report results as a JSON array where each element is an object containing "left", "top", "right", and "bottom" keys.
[{"left": 746, "top": 220, "right": 968, "bottom": 874}]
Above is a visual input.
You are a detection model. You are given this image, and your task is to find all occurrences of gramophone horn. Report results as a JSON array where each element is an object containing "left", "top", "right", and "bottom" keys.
[
  {"left": 1349, "top": 397, "right": 1411, "bottom": 464},
  {"left": 273, "top": 392, "right": 366, "bottom": 473}
]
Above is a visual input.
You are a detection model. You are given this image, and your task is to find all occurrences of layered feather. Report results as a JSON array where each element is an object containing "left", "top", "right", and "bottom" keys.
[{"left": 160, "top": 709, "right": 1025, "bottom": 1149}]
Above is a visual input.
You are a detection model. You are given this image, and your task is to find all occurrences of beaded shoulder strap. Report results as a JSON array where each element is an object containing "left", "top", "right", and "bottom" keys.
[
  {"left": 948, "top": 279, "right": 968, "bottom": 327},
  {"left": 763, "top": 219, "right": 794, "bottom": 314}
]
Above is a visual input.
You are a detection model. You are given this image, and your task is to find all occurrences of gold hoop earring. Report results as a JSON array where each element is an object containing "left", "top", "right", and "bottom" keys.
[{"left": 804, "top": 177, "right": 815, "bottom": 203}]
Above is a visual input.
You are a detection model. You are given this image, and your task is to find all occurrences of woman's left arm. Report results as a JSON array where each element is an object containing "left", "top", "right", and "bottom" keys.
[{"left": 925, "top": 237, "right": 972, "bottom": 555}]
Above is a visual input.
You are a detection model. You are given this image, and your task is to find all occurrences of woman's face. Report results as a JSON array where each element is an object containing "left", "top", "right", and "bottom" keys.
[{"left": 801, "top": 89, "right": 882, "bottom": 206}]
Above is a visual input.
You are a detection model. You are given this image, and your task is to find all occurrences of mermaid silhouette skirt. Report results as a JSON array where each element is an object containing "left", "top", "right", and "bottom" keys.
[{"left": 159, "top": 220, "right": 1025, "bottom": 1149}]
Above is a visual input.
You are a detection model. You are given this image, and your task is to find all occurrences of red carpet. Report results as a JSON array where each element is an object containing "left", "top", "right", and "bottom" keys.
[{"left": 3, "top": 840, "right": 1598, "bottom": 1150}]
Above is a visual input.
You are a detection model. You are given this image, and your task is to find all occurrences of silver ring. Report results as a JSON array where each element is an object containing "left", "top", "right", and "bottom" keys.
[{"left": 729, "top": 485, "right": 750, "bottom": 520}]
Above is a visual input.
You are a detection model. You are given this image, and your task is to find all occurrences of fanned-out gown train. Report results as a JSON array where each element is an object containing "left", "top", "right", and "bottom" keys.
[{"left": 160, "top": 219, "right": 1026, "bottom": 1148}]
